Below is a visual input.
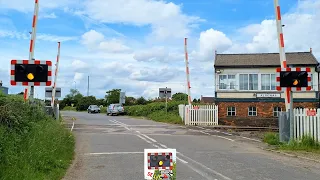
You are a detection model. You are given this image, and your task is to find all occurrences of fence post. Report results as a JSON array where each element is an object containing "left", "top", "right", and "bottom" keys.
[{"left": 279, "top": 111, "right": 290, "bottom": 142}]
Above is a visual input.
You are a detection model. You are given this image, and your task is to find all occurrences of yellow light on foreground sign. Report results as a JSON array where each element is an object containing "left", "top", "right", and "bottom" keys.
[
  {"left": 293, "top": 79, "right": 299, "bottom": 86},
  {"left": 158, "top": 161, "right": 163, "bottom": 166},
  {"left": 27, "top": 73, "right": 34, "bottom": 80}
]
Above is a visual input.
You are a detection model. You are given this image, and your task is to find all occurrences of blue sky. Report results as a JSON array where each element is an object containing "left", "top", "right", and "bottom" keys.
[{"left": 0, "top": 0, "right": 319, "bottom": 100}]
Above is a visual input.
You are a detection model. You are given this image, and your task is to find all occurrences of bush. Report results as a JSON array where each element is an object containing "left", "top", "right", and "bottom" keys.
[
  {"left": 62, "top": 106, "right": 76, "bottom": 111},
  {"left": 263, "top": 132, "right": 281, "bottom": 145},
  {"left": 0, "top": 94, "right": 75, "bottom": 179},
  {"left": 124, "top": 101, "right": 185, "bottom": 124}
]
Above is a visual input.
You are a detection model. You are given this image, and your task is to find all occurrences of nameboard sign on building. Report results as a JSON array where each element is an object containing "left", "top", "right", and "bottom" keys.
[{"left": 256, "top": 93, "right": 281, "bottom": 98}]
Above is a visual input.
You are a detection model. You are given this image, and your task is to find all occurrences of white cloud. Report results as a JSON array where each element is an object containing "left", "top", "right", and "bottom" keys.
[
  {"left": 133, "top": 47, "right": 184, "bottom": 62},
  {"left": 0, "top": 0, "right": 80, "bottom": 12},
  {"left": 81, "top": 30, "right": 131, "bottom": 53},
  {"left": 129, "top": 66, "right": 181, "bottom": 82},
  {"left": 39, "top": 12, "right": 57, "bottom": 19},
  {"left": 71, "top": 59, "right": 89, "bottom": 71},
  {"left": 73, "top": 72, "right": 84, "bottom": 83},
  {"left": 0, "top": 30, "right": 77, "bottom": 42},
  {"left": 81, "top": 0, "right": 203, "bottom": 41}
]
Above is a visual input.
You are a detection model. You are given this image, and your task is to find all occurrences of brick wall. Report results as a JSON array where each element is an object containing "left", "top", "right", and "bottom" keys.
[{"left": 216, "top": 101, "right": 318, "bottom": 127}]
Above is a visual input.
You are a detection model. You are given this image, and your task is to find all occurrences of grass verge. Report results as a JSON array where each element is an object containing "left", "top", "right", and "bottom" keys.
[
  {"left": 62, "top": 106, "right": 77, "bottom": 111},
  {"left": 0, "top": 94, "right": 75, "bottom": 179},
  {"left": 263, "top": 132, "right": 320, "bottom": 153}
]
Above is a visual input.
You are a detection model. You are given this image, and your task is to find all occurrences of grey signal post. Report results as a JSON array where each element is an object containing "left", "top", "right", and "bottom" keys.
[{"left": 159, "top": 87, "right": 172, "bottom": 114}]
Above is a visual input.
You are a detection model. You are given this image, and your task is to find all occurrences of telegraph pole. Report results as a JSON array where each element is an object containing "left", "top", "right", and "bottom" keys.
[{"left": 87, "top": 76, "right": 89, "bottom": 96}]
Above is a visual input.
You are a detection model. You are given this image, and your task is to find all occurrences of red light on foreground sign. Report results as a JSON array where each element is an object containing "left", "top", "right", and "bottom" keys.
[{"left": 307, "top": 109, "right": 316, "bottom": 116}]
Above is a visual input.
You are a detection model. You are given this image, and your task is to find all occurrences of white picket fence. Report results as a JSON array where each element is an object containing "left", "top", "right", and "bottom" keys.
[
  {"left": 178, "top": 104, "right": 218, "bottom": 126},
  {"left": 293, "top": 108, "right": 320, "bottom": 142}
]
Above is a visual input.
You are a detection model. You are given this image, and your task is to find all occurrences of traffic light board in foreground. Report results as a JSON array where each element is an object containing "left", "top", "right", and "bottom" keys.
[
  {"left": 10, "top": 60, "right": 52, "bottom": 86},
  {"left": 276, "top": 67, "right": 312, "bottom": 91},
  {"left": 144, "top": 149, "right": 176, "bottom": 180}
]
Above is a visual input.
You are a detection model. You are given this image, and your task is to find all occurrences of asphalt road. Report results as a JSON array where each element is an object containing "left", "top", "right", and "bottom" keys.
[{"left": 62, "top": 111, "right": 320, "bottom": 180}]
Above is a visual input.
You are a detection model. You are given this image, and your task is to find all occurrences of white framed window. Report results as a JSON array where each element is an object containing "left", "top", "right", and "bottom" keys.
[
  {"left": 273, "top": 107, "right": 282, "bottom": 117},
  {"left": 239, "top": 74, "right": 258, "bottom": 90},
  {"left": 219, "top": 74, "right": 236, "bottom": 90},
  {"left": 261, "top": 74, "right": 276, "bottom": 90},
  {"left": 227, "top": 106, "right": 236, "bottom": 116},
  {"left": 248, "top": 106, "right": 257, "bottom": 116}
]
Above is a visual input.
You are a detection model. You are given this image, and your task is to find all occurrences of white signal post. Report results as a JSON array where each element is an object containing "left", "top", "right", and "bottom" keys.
[
  {"left": 184, "top": 38, "right": 192, "bottom": 105},
  {"left": 28, "top": 0, "right": 39, "bottom": 100},
  {"left": 51, "top": 42, "right": 61, "bottom": 108},
  {"left": 274, "top": 0, "right": 292, "bottom": 112}
]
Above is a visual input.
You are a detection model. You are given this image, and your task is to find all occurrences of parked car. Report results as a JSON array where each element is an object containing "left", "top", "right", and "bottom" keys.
[
  {"left": 107, "top": 104, "right": 124, "bottom": 116},
  {"left": 87, "top": 105, "right": 101, "bottom": 113}
]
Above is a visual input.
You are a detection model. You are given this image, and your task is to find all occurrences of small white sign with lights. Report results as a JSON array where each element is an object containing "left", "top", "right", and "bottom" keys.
[{"left": 144, "top": 148, "right": 176, "bottom": 179}]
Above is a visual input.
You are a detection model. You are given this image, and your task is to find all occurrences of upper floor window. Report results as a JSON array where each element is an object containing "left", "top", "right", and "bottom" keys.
[
  {"left": 239, "top": 74, "right": 258, "bottom": 90},
  {"left": 219, "top": 75, "right": 236, "bottom": 90},
  {"left": 261, "top": 74, "right": 276, "bottom": 90}
]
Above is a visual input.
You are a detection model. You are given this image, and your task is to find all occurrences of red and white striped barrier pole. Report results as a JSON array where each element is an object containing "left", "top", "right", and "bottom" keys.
[
  {"left": 184, "top": 38, "right": 192, "bottom": 105},
  {"left": 51, "top": 42, "right": 61, "bottom": 108},
  {"left": 28, "top": 0, "right": 39, "bottom": 100},
  {"left": 274, "top": 0, "right": 291, "bottom": 112}
]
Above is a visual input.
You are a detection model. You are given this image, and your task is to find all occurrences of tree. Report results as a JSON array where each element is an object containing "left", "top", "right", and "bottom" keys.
[
  {"left": 136, "top": 96, "right": 147, "bottom": 105},
  {"left": 124, "top": 96, "right": 136, "bottom": 106},
  {"left": 76, "top": 96, "right": 97, "bottom": 111},
  {"left": 60, "top": 89, "right": 83, "bottom": 109},
  {"left": 105, "top": 89, "right": 121, "bottom": 104},
  {"left": 172, "top": 92, "right": 188, "bottom": 101}
]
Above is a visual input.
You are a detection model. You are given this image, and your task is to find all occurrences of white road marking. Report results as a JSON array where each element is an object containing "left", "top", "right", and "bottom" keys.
[
  {"left": 70, "top": 121, "right": 75, "bottom": 132},
  {"left": 212, "top": 135, "right": 235, "bottom": 142},
  {"left": 199, "top": 131, "right": 235, "bottom": 142},
  {"left": 240, "top": 136, "right": 262, "bottom": 142},
  {"left": 85, "top": 152, "right": 143, "bottom": 155},
  {"left": 139, "top": 133, "right": 157, "bottom": 143},
  {"left": 107, "top": 120, "right": 231, "bottom": 179},
  {"left": 124, "top": 126, "right": 131, "bottom": 131},
  {"left": 178, "top": 153, "right": 233, "bottom": 180},
  {"left": 152, "top": 144, "right": 160, "bottom": 148},
  {"left": 158, "top": 143, "right": 168, "bottom": 148},
  {"left": 136, "top": 134, "right": 152, "bottom": 143},
  {"left": 200, "top": 131, "right": 211, "bottom": 136},
  {"left": 72, "top": 128, "right": 112, "bottom": 130},
  {"left": 220, "top": 131, "right": 233, "bottom": 136},
  {"left": 176, "top": 157, "right": 188, "bottom": 164}
]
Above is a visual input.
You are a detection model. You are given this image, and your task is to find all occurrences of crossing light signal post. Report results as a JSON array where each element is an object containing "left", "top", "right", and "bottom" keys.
[{"left": 276, "top": 67, "right": 312, "bottom": 140}]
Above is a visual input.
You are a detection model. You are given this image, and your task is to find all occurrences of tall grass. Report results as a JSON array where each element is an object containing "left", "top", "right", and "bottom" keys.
[
  {"left": 0, "top": 93, "right": 75, "bottom": 179},
  {"left": 263, "top": 132, "right": 320, "bottom": 152}
]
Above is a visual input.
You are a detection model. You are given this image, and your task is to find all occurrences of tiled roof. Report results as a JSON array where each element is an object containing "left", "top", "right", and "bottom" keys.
[
  {"left": 200, "top": 97, "right": 215, "bottom": 104},
  {"left": 214, "top": 52, "right": 318, "bottom": 67}
]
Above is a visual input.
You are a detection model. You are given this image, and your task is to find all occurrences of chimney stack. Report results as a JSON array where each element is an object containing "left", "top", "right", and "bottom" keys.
[{"left": 310, "top": 47, "right": 312, "bottom": 53}]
